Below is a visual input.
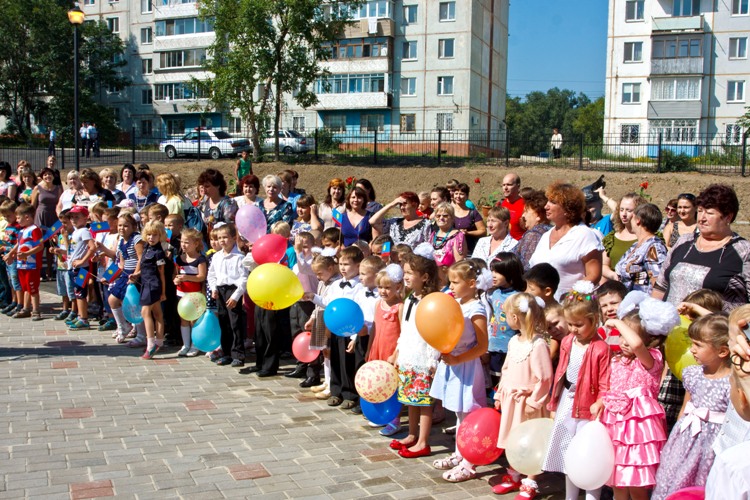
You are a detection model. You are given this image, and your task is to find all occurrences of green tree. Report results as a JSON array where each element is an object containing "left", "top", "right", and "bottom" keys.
[{"left": 572, "top": 97, "right": 605, "bottom": 143}]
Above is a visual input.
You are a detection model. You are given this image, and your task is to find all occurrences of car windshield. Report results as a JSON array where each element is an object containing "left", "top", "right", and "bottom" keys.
[{"left": 213, "top": 131, "right": 231, "bottom": 139}]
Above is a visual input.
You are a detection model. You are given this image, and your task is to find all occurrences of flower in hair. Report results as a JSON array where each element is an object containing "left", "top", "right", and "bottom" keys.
[
  {"left": 533, "top": 296, "right": 545, "bottom": 308},
  {"left": 384, "top": 264, "right": 404, "bottom": 283},
  {"left": 412, "top": 242, "right": 435, "bottom": 261},
  {"left": 319, "top": 247, "right": 337, "bottom": 258},
  {"left": 518, "top": 297, "right": 530, "bottom": 313},
  {"left": 636, "top": 298, "right": 680, "bottom": 337},
  {"left": 311, "top": 246, "right": 323, "bottom": 255},
  {"left": 476, "top": 268, "right": 493, "bottom": 291},
  {"left": 617, "top": 291, "right": 650, "bottom": 319},
  {"left": 572, "top": 280, "right": 595, "bottom": 295}
]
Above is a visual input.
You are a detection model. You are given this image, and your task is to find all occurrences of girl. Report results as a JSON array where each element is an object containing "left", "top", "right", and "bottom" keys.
[
  {"left": 107, "top": 214, "right": 144, "bottom": 345},
  {"left": 490, "top": 293, "right": 553, "bottom": 498},
  {"left": 18, "top": 169, "right": 37, "bottom": 204},
  {"left": 542, "top": 280, "right": 611, "bottom": 500},
  {"left": 174, "top": 228, "right": 208, "bottom": 357},
  {"left": 651, "top": 314, "right": 731, "bottom": 500},
  {"left": 430, "top": 260, "right": 490, "bottom": 482},
  {"left": 130, "top": 221, "right": 167, "bottom": 360},
  {"left": 487, "top": 252, "right": 526, "bottom": 387},
  {"left": 390, "top": 243, "right": 441, "bottom": 459},
  {"left": 601, "top": 293, "right": 679, "bottom": 500}
]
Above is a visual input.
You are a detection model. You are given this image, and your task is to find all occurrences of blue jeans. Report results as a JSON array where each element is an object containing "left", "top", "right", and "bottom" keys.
[{"left": 6, "top": 261, "right": 21, "bottom": 292}]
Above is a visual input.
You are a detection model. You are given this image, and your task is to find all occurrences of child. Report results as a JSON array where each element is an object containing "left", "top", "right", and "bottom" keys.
[
  {"left": 390, "top": 243, "right": 441, "bottom": 458},
  {"left": 95, "top": 206, "right": 120, "bottom": 332},
  {"left": 543, "top": 280, "right": 611, "bottom": 500},
  {"left": 597, "top": 280, "right": 628, "bottom": 352},
  {"left": 523, "top": 263, "right": 560, "bottom": 308},
  {"left": 321, "top": 227, "right": 341, "bottom": 252},
  {"left": 601, "top": 293, "right": 679, "bottom": 500},
  {"left": 370, "top": 234, "right": 393, "bottom": 264},
  {"left": 490, "top": 293, "right": 553, "bottom": 497},
  {"left": 651, "top": 314, "right": 731, "bottom": 500},
  {"left": 66, "top": 206, "right": 96, "bottom": 330},
  {"left": 287, "top": 232, "right": 318, "bottom": 383},
  {"left": 51, "top": 212, "right": 75, "bottom": 321},
  {"left": 11, "top": 203, "right": 44, "bottom": 320},
  {"left": 174, "top": 228, "right": 207, "bottom": 357},
  {"left": 392, "top": 243, "right": 412, "bottom": 267},
  {"left": 544, "top": 302, "right": 568, "bottom": 365},
  {"left": 130, "top": 221, "right": 167, "bottom": 359},
  {"left": 0, "top": 201, "right": 22, "bottom": 316},
  {"left": 206, "top": 223, "right": 248, "bottom": 367},
  {"left": 678, "top": 288, "right": 723, "bottom": 320},
  {"left": 487, "top": 252, "right": 526, "bottom": 386},
  {"left": 160, "top": 211, "right": 182, "bottom": 346},
  {"left": 108, "top": 214, "right": 144, "bottom": 345},
  {"left": 430, "top": 260, "right": 490, "bottom": 482},
  {"left": 205, "top": 229, "right": 223, "bottom": 361}
]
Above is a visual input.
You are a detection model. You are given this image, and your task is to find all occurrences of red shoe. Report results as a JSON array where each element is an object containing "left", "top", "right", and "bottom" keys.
[
  {"left": 398, "top": 446, "right": 431, "bottom": 458},
  {"left": 514, "top": 483, "right": 538, "bottom": 500},
  {"left": 389, "top": 439, "right": 415, "bottom": 450},
  {"left": 491, "top": 475, "right": 522, "bottom": 495}
]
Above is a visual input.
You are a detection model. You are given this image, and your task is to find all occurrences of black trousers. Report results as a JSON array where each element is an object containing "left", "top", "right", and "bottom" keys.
[
  {"left": 289, "top": 301, "right": 314, "bottom": 371},
  {"left": 254, "top": 306, "right": 290, "bottom": 373},
  {"left": 330, "top": 335, "right": 357, "bottom": 401},
  {"left": 162, "top": 259, "right": 180, "bottom": 344},
  {"left": 217, "top": 285, "right": 245, "bottom": 361}
]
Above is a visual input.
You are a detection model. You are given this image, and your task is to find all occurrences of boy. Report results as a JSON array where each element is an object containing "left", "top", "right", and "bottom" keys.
[
  {"left": 0, "top": 201, "right": 22, "bottom": 315},
  {"left": 0, "top": 194, "right": 11, "bottom": 310},
  {"left": 595, "top": 280, "right": 628, "bottom": 351},
  {"left": 148, "top": 203, "right": 169, "bottom": 224},
  {"left": 287, "top": 232, "right": 318, "bottom": 384},
  {"left": 164, "top": 213, "right": 184, "bottom": 252},
  {"left": 66, "top": 206, "right": 96, "bottom": 330},
  {"left": 93, "top": 206, "right": 120, "bottom": 331},
  {"left": 162, "top": 212, "right": 184, "bottom": 346},
  {"left": 370, "top": 234, "right": 393, "bottom": 264},
  {"left": 391, "top": 243, "right": 412, "bottom": 267},
  {"left": 523, "top": 263, "right": 560, "bottom": 307},
  {"left": 321, "top": 227, "right": 341, "bottom": 252},
  {"left": 51, "top": 211, "right": 76, "bottom": 321},
  {"left": 10, "top": 204, "right": 44, "bottom": 320}
]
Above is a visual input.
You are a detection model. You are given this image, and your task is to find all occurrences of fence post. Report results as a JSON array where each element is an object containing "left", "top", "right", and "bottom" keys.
[
  {"left": 131, "top": 126, "right": 136, "bottom": 164},
  {"left": 437, "top": 129, "right": 442, "bottom": 165},
  {"left": 578, "top": 135, "right": 584, "bottom": 170},
  {"left": 314, "top": 128, "right": 319, "bottom": 162},
  {"left": 742, "top": 133, "right": 747, "bottom": 177},
  {"left": 197, "top": 128, "right": 201, "bottom": 161},
  {"left": 373, "top": 130, "right": 378, "bottom": 165},
  {"left": 657, "top": 132, "right": 663, "bottom": 173},
  {"left": 505, "top": 128, "right": 510, "bottom": 168}
]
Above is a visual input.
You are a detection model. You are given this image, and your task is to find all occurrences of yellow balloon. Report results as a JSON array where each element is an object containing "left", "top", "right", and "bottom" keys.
[
  {"left": 665, "top": 315, "right": 697, "bottom": 381},
  {"left": 247, "top": 263, "right": 303, "bottom": 310}
]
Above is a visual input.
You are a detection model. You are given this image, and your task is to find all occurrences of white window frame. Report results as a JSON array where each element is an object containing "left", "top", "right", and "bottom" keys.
[
  {"left": 439, "top": 2, "right": 456, "bottom": 22},
  {"left": 141, "top": 0, "right": 153, "bottom": 13},
  {"left": 621, "top": 124, "right": 640, "bottom": 144},
  {"left": 140, "top": 27, "right": 152, "bottom": 44},
  {"left": 727, "top": 80, "right": 745, "bottom": 102},
  {"left": 625, "top": 0, "right": 644, "bottom": 21},
  {"left": 84, "top": 0, "right": 95, "bottom": 5},
  {"left": 403, "top": 5, "right": 417, "bottom": 25},
  {"left": 649, "top": 119, "right": 698, "bottom": 143},
  {"left": 402, "top": 41, "right": 417, "bottom": 60},
  {"left": 438, "top": 38, "right": 455, "bottom": 59},
  {"left": 142, "top": 58, "right": 153, "bottom": 75},
  {"left": 729, "top": 37, "right": 748, "bottom": 59},
  {"left": 323, "top": 114, "right": 346, "bottom": 132},
  {"left": 400, "top": 114, "right": 416, "bottom": 133},
  {"left": 650, "top": 77, "right": 701, "bottom": 101},
  {"left": 437, "top": 76, "right": 454, "bottom": 96},
  {"left": 360, "top": 114, "right": 384, "bottom": 133},
  {"left": 623, "top": 41, "right": 643, "bottom": 62},
  {"left": 622, "top": 82, "right": 641, "bottom": 104},
  {"left": 292, "top": 116, "right": 305, "bottom": 133},
  {"left": 436, "top": 113, "right": 453, "bottom": 131},
  {"left": 732, "top": 0, "right": 749, "bottom": 15},
  {"left": 400, "top": 77, "right": 416, "bottom": 96},
  {"left": 726, "top": 124, "right": 743, "bottom": 144},
  {"left": 673, "top": 0, "right": 700, "bottom": 17},
  {"left": 107, "top": 17, "right": 119, "bottom": 34}
]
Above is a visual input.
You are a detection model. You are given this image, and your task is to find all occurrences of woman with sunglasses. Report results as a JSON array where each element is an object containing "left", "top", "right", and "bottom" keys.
[
  {"left": 663, "top": 193, "right": 698, "bottom": 250},
  {"left": 659, "top": 198, "right": 679, "bottom": 232}
]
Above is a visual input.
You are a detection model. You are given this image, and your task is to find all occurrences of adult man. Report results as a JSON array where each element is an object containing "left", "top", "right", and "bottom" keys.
[
  {"left": 551, "top": 128, "right": 563, "bottom": 159},
  {"left": 500, "top": 173, "right": 525, "bottom": 240},
  {"left": 79, "top": 122, "right": 88, "bottom": 157},
  {"left": 48, "top": 129, "right": 56, "bottom": 157},
  {"left": 88, "top": 123, "right": 99, "bottom": 157}
]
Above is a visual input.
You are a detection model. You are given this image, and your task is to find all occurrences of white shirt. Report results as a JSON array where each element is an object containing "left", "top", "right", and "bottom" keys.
[
  {"left": 314, "top": 276, "right": 362, "bottom": 340},
  {"left": 69, "top": 227, "right": 93, "bottom": 270},
  {"left": 207, "top": 245, "right": 249, "bottom": 302},
  {"left": 705, "top": 441, "right": 750, "bottom": 500},
  {"left": 354, "top": 286, "right": 380, "bottom": 332},
  {"left": 471, "top": 233, "right": 518, "bottom": 266},
  {"left": 551, "top": 133, "right": 563, "bottom": 148},
  {"left": 293, "top": 251, "right": 318, "bottom": 294}
]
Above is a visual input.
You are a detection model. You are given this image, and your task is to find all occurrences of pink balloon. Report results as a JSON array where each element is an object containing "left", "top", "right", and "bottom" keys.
[
  {"left": 292, "top": 331, "right": 319, "bottom": 363},
  {"left": 235, "top": 204, "right": 267, "bottom": 243},
  {"left": 251, "top": 234, "right": 288, "bottom": 264},
  {"left": 456, "top": 407, "right": 503, "bottom": 466},
  {"left": 666, "top": 487, "right": 705, "bottom": 500}
]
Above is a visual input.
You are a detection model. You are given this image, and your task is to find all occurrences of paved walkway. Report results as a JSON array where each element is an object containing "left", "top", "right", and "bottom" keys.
[{"left": 0, "top": 285, "right": 566, "bottom": 499}]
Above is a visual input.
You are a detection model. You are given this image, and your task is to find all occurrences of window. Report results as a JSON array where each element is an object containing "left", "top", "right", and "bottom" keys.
[
  {"left": 621, "top": 125, "right": 640, "bottom": 144},
  {"left": 166, "top": 119, "right": 185, "bottom": 136},
  {"left": 403, "top": 41, "right": 417, "bottom": 60},
  {"left": 351, "top": 0, "right": 390, "bottom": 20},
  {"left": 622, "top": 83, "right": 641, "bottom": 103},
  {"left": 728, "top": 81, "right": 745, "bottom": 102},
  {"left": 141, "top": 89, "right": 153, "bottom": 104},
  {"left": 400, "top": 114, "right": 416, "bottom": 132},
  {"left": 323, "top": 114, "right": 346, "bottom": 132},
  {"left": 315, "top": 73, "right": 385, "bottom": 94},
  {"left": 439, "top": 39, "right": 455, "bottom": 58},
  {"left": 649, "top": 119, "right": 697, "bottom": 142},
  {"left": 141, "top": 0, "right": 152, "bottom": 13},
  {"left": 624, "top": 41, "right": 643, "bottom": 62},
  {"left": 673, "top": 0, "right": 700, "bottom": 16},
  {"left": 625, "top": 0, "right": 644, "bottom": 20},
  {"left": 439, "top": 2, "right": 455, "bottom": 21},
  {"left": 107, "top": 83, "right": 123, "bottom": 93},
  {"left": 107, "top": 17, "right": 119, "bottom": 34},
  {"left": 650, "top": 78, "right": 701, "bottom": 100},
  {"left": 324, "top": 37, "right": 389, "bottom": 60},
  {"left": 142, "top": 58, "right": 152, "bottom": 75},
  {"left": 292, "top": 116, "right": 305, "bottom": 132},
  {"left": 159, "top": 49, "right": 207, "bottom": 69},
  {"left": 84, "top": 0, "right": 94, "bottom": 5},
  {"left": 729, "top": 37, "right": 748, "bottom": 59},
  {"left": 155, "top": 82, "right": 205, "bottom": 100},
  {"left": 732, "top": 0, "right": 749, "bottom": 15},
  {"left": 437, "top": 76, "right": 454, "bottom": 95},
  {"left": 652, "top": 36, "right": 702, "bottom": 58},
  {"left": 360, "top": 114, "right": 384, "bottom": 132},
  {"left": 726, "top": 124, "right": 743, "bottom": 144},
  {"left": 155, "top": 17, "right": 215, "bottom": 37},
  {"left": 403, "top": 5, "right": 417, "bottom": 24},
  {"left": 436, "top": 113, "right": 453, "bottom": 131},
  {"left": 140, "top": 120, "right": 153, "bottom": 137},
  {"left": 401, "top": 77, "right": 416, "bottom": 96},
  {"left": 140, "top": 27, "right": 152, "bottom": 44}
]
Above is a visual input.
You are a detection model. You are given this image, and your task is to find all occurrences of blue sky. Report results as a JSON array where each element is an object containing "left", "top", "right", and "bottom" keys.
[{"left": 507, "top": 0, "right": 609, "bottom": 100}]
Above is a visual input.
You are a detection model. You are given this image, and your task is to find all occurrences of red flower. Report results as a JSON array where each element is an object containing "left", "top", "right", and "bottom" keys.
[
  {"left": 474, "top": 178, "right": 481, "bottom": 184},
  {"left": 640, "top": 181, "right": 649, "bottom": 189},
  {"left": 346, "top": 176, "right": 355, "bottom": 184}
]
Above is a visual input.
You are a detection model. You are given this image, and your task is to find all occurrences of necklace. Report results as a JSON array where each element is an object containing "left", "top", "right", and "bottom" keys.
[
  {"left": 696, "top": 234, "right": 731, "bottom": 252},
  {"left": 432, "top": 230, "right": 452, "bottom": 249}
]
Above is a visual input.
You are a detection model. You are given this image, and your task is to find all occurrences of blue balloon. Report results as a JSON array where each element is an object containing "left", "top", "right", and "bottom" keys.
[
  {"left": 122, "top": 284, "right": 143, "bottom": 324},
  {"left": 361, "top": 392, "right": 402, "bottom": 426},
  {"left": 324, "top": 298, "right": 365, "bottom": 337},
  {"left": 192, "top": 310, "right": 221, "bottom": 352}
]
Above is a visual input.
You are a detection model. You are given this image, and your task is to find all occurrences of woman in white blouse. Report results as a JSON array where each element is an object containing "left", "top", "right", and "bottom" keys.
[
  {"left": 318, "top": 178, "right": 346, "bottom": 229},
  {"left": 472, "top": 206, "right": 517, "bottom": 266}
]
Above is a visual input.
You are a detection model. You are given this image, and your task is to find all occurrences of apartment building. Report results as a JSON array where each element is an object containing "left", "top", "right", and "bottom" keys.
[{"left": 604, "top": 0, "right": 749, "bottom": 154}]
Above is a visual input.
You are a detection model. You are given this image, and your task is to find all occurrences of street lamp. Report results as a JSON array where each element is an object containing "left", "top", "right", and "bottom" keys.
[{"left": 68, "top": 5, "right": 85, "bottom": 171}]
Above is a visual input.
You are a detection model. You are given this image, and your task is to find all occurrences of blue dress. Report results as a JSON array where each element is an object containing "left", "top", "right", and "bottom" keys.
[
  {"left": 139, "top": 243, "right": 166, "bottom": 306},
  {"left": 429, "top": 300, "right": 487, "bottom": 413},
  {"left": 341, "top": 210, "right": 373, "bottom": 246}
]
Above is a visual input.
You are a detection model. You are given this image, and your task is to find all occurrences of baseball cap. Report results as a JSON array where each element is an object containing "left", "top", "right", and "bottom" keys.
[{"left": 69, "top": 205, "right": 89, "bottom": 217}]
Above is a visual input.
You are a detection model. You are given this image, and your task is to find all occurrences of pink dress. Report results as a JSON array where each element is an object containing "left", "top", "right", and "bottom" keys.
[
  {"left": 601, "top": 348, "right": 667, "bottom": 488},
  {"left": 367, "top": 300, "right": 401, "bottom": 362},
  {"left": 494, "top": 335, "right": 553, "bottom": 447}
]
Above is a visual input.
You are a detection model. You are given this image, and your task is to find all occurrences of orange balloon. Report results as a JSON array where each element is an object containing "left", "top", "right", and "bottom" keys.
[{"left": 415, "top": 292, "right": 463, "bottom": 353}]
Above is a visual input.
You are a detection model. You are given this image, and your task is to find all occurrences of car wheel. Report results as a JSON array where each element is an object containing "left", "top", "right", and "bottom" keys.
[
  {"left": 209, "top": 147, "right": 221, "bottom": 160},
  {"left": 283, "top": 146, "right": 293, "bottom": 155},
  {"left": 165, "top": 146, "right": 177, "bottom": 159}
]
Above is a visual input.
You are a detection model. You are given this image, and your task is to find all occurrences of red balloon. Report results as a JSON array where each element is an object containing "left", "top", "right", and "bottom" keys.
[
  {"left": 252, "top": 234, "right": 287, "bottom": 264},
  {"left": 456, "top": 407, "right": 503, "bottom": 465},
  {"left": 292, "top": 331, "right": 319, "bottom": 363},
  {"left": 666, "top": 487, "right": 705, "bottom": 500}
]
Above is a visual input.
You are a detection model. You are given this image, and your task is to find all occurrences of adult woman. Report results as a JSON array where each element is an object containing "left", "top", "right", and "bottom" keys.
[
  {"left": 256, "top": 175, "right": 294, "bottom": 232},
  {"left": 370, "top": 191, "right": 431, "bottom": 247},
  {"left": 341, "top": 187, "right": 373, "bottom": 246},
  {"left": 127, "top": 170, "right": 159, "bottom": 212},
  {"left": 318, "top": 178, "right": 347, "bottom": 229},
  {"left": 234, "top": 174, "right": 260, "bottom": 209},
  {"left": 73, "top": 169, "right": 115, "bottom": 208},
  {"left": 0, "top": 162, "right": 17, "bottom": 201},
  {"left": 355, "top": 178, "right": 383, "bottom": 213},
  {"left": 601, "top": 193, "right": 645, "bottom": 282},
  {"left": 99, "top": 168, "right": 125, "bottom": 203},
  {"left": 430, "top": 202, "right": 466, "bottom": 268},
  {"left": 291, "top": 194, "right": 323, "bottom": 239},
  {"left": 662, "top": 193, "right": 698, "bottom": 250},
  {"left": 12, "top": 160, "right": 31, "bottom": 186},
  {"left": 659, "top": 198, "right": 679, "bottom": 232},
  {"left": 429, "top": 187, "right": 451, "bottom": 218},
  {"left": 512, "top": 190, "right": 552, "bottom": 271},
  {"left": 451, "top": 182, "right": 486, "bottom": 252},
  {"left": 56, "top": 170, "right": 83, "bottom": 214},
  {"left": 32, "top": 167, "right": 62, "bottom": 281},
  {"left": 528, "top": 182, "right": 603, "bottom": 300},
  {"left": 278, "top": 170, "right": 301, "bottom": 211},
  {"left": 615, "top": 203, "right": 667, "bottom": 293},
  {"left": 116, "top": 164, "right": 137, "bottom": 198},
  {"left": 45, "top": 155, "right": 62, "bottom": 187},
  {"left": 156, "top": 173, "right": 189, "bottom": 215},
  {"left": 472, "top": 206, "right": 517, "bottom": 266},
  {"left": 198, "top": 169, "right": 238, "bottom": 232}
]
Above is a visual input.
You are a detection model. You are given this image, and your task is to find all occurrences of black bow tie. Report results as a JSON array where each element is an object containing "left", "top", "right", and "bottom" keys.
[
  {"left": 339, "top": 281, "right": 352, "bottom": 289},
  {"left": 405, "top": 295, "right": 420, "bottom": 321},
  {"left": 365, "top": 290, "right": 376, "bottom": 298}
]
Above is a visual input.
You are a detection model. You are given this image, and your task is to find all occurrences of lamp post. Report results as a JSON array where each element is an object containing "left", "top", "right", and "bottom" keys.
[{"left": 68, "top": 5, "right": 85, "bottom": 171}]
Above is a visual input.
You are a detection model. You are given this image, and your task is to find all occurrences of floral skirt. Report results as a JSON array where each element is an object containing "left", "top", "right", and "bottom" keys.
[{"left": 397, "top": 366, "right": 434, "bottom": 407}]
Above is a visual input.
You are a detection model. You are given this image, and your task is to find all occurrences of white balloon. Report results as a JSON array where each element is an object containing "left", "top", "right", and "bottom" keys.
[
  {"left": 505, "top": 418, "right": 555, "bottom": 476},
  {"left": 564, "top": 420, "right": 615, "bottom": 490}
]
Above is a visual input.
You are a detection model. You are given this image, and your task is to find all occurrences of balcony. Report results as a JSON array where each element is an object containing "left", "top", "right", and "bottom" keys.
[
  {"left": 153, "top": 98, "right": 209, "bottom": 115},
  {"left": 647, "top": 100, "right": 702, "bottom": 119},
  {"left": 311, "top": 92, "right": 392, "bottom": 110},
  {"left": 652, "top": 15, "right": 704, "bottom": 33},
  {"left": 343, "top": 18, "right": 395, "bottom": 38},
  {"left": 323, "top": 58, "right": 391, "bottom": 75},
  {"left": 154, "top": 1, "right": 199, "bottom": 21},
  {"left": 651, "top": 57, "right": 704, "bottom": 75},
  {"left": 154, "top": 34, "right": 215, "bottom": 52}
]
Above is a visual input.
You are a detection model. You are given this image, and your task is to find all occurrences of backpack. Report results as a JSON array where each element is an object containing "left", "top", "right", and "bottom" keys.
[{"left": 184, "top": 203, "right": 206, "bottom": 235}]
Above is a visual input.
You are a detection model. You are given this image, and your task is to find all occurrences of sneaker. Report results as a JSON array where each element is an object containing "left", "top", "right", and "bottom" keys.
[
  {"left": 12, "top": 309, "right": 31, "bottom": 319},
  {"left": 230, "top": 359, "right": 245, "bottom": 368},
  {"left": 2, "top": 303, "right": 17, "bottom": 314},
  {"left": 186, "top": 347, "right": 200, "bottom": 357},
  {"left": 177, "top": 345, "right": 190, "bottom": 357},
  {"left": 65, "top": 311, "right": 78, "bottom": 322},
  {"left": 98, "top": 318, "right": 116, "bottom": 331},
  {"left": 127, "top": 338, "right": 146, "bottom": 348},
  {"left": 68, "top": 319, "right": 90, "bottom": 331},
  {"left": 379, "top": 422, "right": 402, "bottom": 436},
  {"left": 141, "top": 344, "right": 160, "bottom": 360},
  {"left": 55, "top": 310, "right": 71, "bottom": 321}
]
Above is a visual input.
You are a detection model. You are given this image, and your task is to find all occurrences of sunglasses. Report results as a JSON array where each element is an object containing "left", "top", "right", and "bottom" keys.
[
  {"left": 731, "top": 353, "right": 750, "bottom": 375},
  {"left": 678, "top": 193, "right": 696, "bottom": 202},
  {"left": 664, "top": 207, "right": 677, "bottom": 213}
]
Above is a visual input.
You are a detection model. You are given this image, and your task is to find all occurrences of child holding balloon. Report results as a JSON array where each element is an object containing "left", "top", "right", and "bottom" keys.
[
  {"left": 107, "top": 214, "right": 143, "bottom": 344},
  {"left": 542, "top": 280, "right": 610, "bottom": 500},
  {"left": 174, "top": 228, "right": 208, "bottom": 357}
]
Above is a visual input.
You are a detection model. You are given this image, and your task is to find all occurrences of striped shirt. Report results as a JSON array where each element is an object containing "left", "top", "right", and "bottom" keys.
[
  {"left": 117, "top": 233, "right": 142, "bottom": 273},
  {"left": 17, "top": 225, "right": 43, "bottom": 270}
]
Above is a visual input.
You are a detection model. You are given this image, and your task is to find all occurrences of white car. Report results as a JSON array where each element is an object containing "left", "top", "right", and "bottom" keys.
[
  {"left": 161, "top": 130, "right": 251, "bottom": 160},
  {"left": 260, "top": 129, "right": 314, "bottom": 154}
]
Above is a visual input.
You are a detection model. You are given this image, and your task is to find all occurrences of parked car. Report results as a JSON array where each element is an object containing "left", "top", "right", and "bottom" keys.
[
  {"left": 257, "top": 129, "right": 314, "bottom": 154},
  {"left": 160, "top": 130, "right": 251, "bottom": 160}
]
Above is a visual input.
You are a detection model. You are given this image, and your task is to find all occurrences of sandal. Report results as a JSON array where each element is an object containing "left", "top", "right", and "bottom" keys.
[
  {"left": 442, "top": 462, "right": 476, "bottom": 483},
  {"left": 432, "top": 453, "right": 462, "bottom": 470}
]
